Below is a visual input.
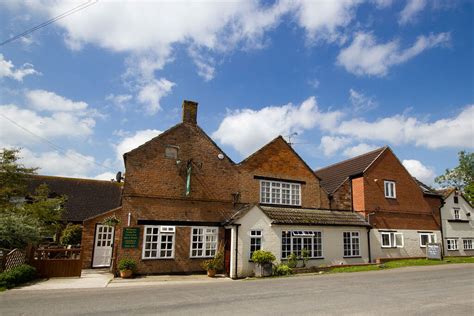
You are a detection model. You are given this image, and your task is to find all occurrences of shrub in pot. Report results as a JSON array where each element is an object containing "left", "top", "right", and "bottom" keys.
[
  {"left": 251, "top": 250, "right": 276, "bottom": 277},
  {"left": 201, "top": 248, "right": 224, "bottom": 277},
  {"left": 118, "top": 258, "right": 136, "bottom": 278}
]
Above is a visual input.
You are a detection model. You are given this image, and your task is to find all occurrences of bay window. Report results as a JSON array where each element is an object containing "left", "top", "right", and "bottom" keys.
[{"left": 281, "top": 231, "right": 322, "bottom": 259}]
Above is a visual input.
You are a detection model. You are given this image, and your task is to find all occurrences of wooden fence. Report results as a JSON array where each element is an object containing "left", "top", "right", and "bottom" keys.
[
  {"left": 28, "top": 248, "right": 82, "bottom": 278},
  {"left": 0, "top": 248, "right": 26, "bottom": 272}
]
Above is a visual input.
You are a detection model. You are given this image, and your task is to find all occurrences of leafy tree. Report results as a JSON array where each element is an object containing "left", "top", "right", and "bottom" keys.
[
  {"left": 0, "top": 148, "right": 64, "bottom": 249},
  {"left": 60, "top": 224, "right": 82, "bottom": 246},
  {"left": 435, "top": 151, "right": 474, "bottom": 204}
]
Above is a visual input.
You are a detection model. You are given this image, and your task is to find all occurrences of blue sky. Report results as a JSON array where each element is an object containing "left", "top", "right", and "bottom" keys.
[{"left": 0, "top": 0, "right": 472, "bottom": 185}]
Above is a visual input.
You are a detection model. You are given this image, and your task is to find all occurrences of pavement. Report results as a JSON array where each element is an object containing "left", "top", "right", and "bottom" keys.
[{"left": 1, "top": 264, "right": 473, "bottom": 315}]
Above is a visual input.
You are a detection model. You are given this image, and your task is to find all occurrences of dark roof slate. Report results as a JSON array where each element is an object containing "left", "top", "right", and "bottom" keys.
[
  {"left": 259, "top": 205, "right": 370, "bottom": 227},
  {"left": 414, "top": 178, "right": 442, "bottom": 196},
  {"left": 315, "top": 147, "right": 386, "bottom": 194},
  {"left": 26, "top": 175, "right": 122, "bottom": 222}
]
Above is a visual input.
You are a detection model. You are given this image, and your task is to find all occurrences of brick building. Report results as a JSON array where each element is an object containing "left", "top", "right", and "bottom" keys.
[
  {"left": 82, "top": 100, "right": 371, "bottom": 277},
  {"left": 315, "top": 147, "right": 443, "bottom": 261}
]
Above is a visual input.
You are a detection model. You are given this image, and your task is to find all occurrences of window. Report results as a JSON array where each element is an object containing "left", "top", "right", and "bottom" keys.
[
  {"left": 190, "top": 227, "right": 218, "bottom": 258},
  {"left": 453, "top": 196, "right": 459, "bottom": 204},
  {"left": 419, "top": 232, "right": 436, "bottom": 247},
  {"left": 453, "top": 209, "right": 460, "bottom": 220},
  {"left": 142, "top": 226, "right": 175, "bottom": 259},
  {"left": 384, "top": 181, "right": 396, "bottom": 198},
  {"left": 463, "top": 239, "right": 473, "bottom": 250},
  {"left": 249, "top": 230, "right": 262, "bottom": 259},
  {"left": 165, "top": 146, "right": 178, "bottom": 159},
  {"left": 281, "top": 231, "right": 322, "bottom": 259},
  {"left": 260, "top": 180, "right": 301, "bottom": 206},
  {"left": 343, "top": 232, "right": 360, "bottom": 257},
  {"left": 381, "top": 232, "right": 404, "bottom": 248},
  {"left": 446, "top": 239, "right": 458, "bottom": 251}
]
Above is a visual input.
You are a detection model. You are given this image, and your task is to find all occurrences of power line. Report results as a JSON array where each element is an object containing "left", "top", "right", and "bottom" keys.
[
  {"left": 0, "top": 113, "right": 116, "bottom": 172},
  {"left": 0, "top": 0, "right": 98, "bottom": 47}
]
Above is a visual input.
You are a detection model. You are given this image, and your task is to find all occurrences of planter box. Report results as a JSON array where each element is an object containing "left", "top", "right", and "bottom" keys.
[{"left": 254, "top": 263, "right": 273, "bottom": 277}]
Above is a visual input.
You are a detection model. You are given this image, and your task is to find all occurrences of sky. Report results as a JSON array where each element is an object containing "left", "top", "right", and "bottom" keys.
[{"left": 0, "top": 0, "right": 472, "bottom": 186}]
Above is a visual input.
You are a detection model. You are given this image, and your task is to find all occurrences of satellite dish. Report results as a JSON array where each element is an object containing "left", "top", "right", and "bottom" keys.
[
  {"left": 116, "top": 171, "right": 123, "bottom": 183},
  {"left": 217, "top": 153, "right": 224, "bottom": 160}
]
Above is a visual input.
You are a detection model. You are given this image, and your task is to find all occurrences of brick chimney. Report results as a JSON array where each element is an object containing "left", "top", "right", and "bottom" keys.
[{"left": 182, "top": 100, "right": 198, "bottom": 125}]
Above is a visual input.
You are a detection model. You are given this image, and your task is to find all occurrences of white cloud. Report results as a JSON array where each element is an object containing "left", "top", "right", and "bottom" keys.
[
  {"left": 19, "top": 148, "right": 96, "bottom": 178},
  {"left": 26, "top": 89, "right": 88, "bottom": 112},
  {"left": 335, "top": 105, "right": 474, "bottom": 149},
  {"left": 402, "top": 159, "right": 436, "bottom": 184},
  {"left": 319, "top": 136, "right": 351, "bottom": 157},
  {"left": 212, "top": 96, "right": 343, "bottom": 157},
  {"left": 399, "top": 0, "right": 426, "bottom": 25},
  {"left": 137, "top": 78, "right": 175, "bottom": 114},
  {"left": 105, "top": 93, "right": 133, "bottom": 110},
  {"left": 115, "top": 129, "right": 163, "bottom": 162},
  {"left": 188, "top": 48, "right": 216, "bottom": 81},
  {"left": 349, "top": 88, "right": 377, "bottom": 112},
  {"left": 93, "top": 172, "right": 116, "bottom": 181},
  {"left": 0, "top": 53, "right": 39, "bottom": 81},
  {"left": 308, "top": 78, "right": 320, "bottom": 89},
  {"left": 337, "top": 32, "right": 450, "bottom": 76},
  {"left": 343, "top": 143, "right": 379, "bottom": 157},
  {"left": 0, "top": 104, "right": 95, "bottom": 147},
  {"left": 372, "top": 0, "right": 393, "bottom": 8}
]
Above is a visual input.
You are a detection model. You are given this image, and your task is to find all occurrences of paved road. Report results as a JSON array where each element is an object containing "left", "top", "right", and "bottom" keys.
[{"left": 1, "top": 264, "right": 473, "bottom": 315}]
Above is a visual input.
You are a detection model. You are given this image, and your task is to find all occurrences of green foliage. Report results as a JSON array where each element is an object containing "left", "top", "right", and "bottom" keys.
[
  {"left": 301, "top": 248, "right": 310, "bottom": 267},
  {"left": 118, "top": 258, "right": 137, "bottom": 271},
  {"left": 273, "top": 263, "right": 293, "bottom": 276},
  {"left": 251, "top": 250, "right": 276, "bottom": 265},
  {"left": 102, "top": 216, "right": 120, "bottom": 227},
  {"left": 60, "top": 224, "right": 82, "bottom": 246},
  {"left": 201, "top": 249, "right": 224, "bottom": 271},
  {"left": 0, "top": 148, "right": 65, "bottom": 249},
  {"left": 435, "top": 151, "right": 474, "bottom": 204},
  {"left": 0, "top": 264, "right": 37, "bottom": 289},
  {"left": 287, "top": 252, "right": 298, "bottom": 268}
]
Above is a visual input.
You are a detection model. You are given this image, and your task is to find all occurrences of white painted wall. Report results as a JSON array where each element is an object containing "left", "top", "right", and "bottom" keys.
[
  {"left": 370, "top": 229, "right": 442, "bottom": 260},
  {"left": 440, "top": 192, "right": 474, "bottom": 256},
  {"left": 234, "top": 206, "right": 369, "bottom": 277}
]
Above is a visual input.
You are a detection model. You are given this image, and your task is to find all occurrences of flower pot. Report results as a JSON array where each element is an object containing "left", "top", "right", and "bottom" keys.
[
  {"left": 120, "top": 269, "right": 133, "bottom": 278},
  {"left": 254, "top": 262, "right": 273, "bottom": 277},
  {"left": 207, "top": 269, "right": 216, "bottom": 277}
]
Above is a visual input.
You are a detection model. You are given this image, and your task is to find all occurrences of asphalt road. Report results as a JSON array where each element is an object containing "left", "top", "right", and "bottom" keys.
[{"left": 1, "top": 264, "right": 473, "bottom": 316}]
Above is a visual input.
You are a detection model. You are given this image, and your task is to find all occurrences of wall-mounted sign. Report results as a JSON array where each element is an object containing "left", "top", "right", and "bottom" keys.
[
  {"left": 426, "top": 243, "right": 442, "bottom": 260},
  {"left": 122, "top": 227, "right": 140, "bottom": 248}
]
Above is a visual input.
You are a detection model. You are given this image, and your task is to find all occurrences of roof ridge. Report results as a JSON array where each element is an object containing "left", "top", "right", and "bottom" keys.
[
  {"left": 315, "top": 146, "right": 387, "bottom": 173},
  {"left": 28, "top": 174, "right": 119, "bottom": 184},
  {"left": 238, "top": 135, "right": 284, "bottom": 165}
]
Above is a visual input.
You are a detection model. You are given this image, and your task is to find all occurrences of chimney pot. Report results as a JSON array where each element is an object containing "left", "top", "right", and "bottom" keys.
[{"left": 182, "top": 100, "right": 198, "bottom": 125}]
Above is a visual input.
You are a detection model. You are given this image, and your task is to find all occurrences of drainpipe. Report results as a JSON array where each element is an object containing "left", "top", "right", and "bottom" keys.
[
  {"left": 234, "top": 225, "right": 239, "bottom": 279},
  {"left": 367, "top": 212, "right": 376, "bottom": 263}
]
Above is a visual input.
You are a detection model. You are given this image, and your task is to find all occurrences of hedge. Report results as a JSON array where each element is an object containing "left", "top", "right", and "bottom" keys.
[{"left": 0, "top": 264, "right": 37, "bottom": 289}]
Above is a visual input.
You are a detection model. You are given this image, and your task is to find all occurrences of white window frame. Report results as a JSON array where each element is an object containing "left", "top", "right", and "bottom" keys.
[
  {"left": 190, "top": 226, "right": 218, "bottom": 258},
  {"left": 249, "top": 230, "right": 263, "bottom": 260},
  {"left": 142, "top": 225, "right": 175, "bottom": 259},
  {"left": 453, "top": 208, "right": 460, "bottom": 220},
  {"left": 419, "top": 232, "right": 436, "bottom": 248},
  {"left": 384, "top": 181, "right": 396, "bottom": 199},
  {"left": 281, "top": 230, "right": 323, "bottom": 259},
  {"left": 343, "top": 231, "right": 360, "bottom": 257},
  {"left": 446, "top": 239, "right": 458, "bottom": 251},
  {"left": 381, "top": 232, "right": 404, "bottom": 248},
  {"left": 463, "top": 239, "right": 473, "bottom": 250},
  {"left": 260, "top": 180, "right": 301, "bottom": 206}
]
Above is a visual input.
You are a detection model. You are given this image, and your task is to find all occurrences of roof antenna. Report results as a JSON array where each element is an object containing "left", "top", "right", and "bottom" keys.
[{"left": 286, "top": 132, "right": 298, "bottom": 146}]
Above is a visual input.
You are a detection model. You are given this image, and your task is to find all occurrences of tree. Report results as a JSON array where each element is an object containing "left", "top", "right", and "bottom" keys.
[
  {"left": 60, "top": 224, "right": 82, "bottom": 246},
  {"left": 435, "top": 151, "right": 474, "bottom": 204},
  {"left": 0, "top": 148, "right": 65, "bottom": 249}
]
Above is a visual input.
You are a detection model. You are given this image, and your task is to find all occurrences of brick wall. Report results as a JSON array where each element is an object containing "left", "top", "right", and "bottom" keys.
[{"left": 330, "top": 179, "right": 352, "bottom": 210}]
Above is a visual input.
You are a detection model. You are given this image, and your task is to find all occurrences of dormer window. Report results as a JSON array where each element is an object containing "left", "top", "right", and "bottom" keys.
[
  {"left": 260, "top": 180, "right": 301, "bottom": 206},
  {"left": 384, "top": 180, "right": 396, "bottom": 199}
]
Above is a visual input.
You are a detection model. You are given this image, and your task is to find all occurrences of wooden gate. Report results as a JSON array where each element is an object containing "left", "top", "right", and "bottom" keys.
[{"left": 29, "top": 248, "right": 82, "bottom": 277}]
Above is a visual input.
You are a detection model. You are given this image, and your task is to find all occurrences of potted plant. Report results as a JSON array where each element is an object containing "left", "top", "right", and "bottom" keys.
[
  {"left": 118, "top": 258, "right": 136, "bottom": 278},
  {"left": 251, "top": 250, "right": 276, "bottom": 277},
  {"left": 201, "top": 248, "right": 224, "bottom": 277}
]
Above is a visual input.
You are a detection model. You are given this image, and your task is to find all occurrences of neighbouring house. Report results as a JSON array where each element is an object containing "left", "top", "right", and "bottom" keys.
[
  {"left": 26, "top": 175, "right": 122, "bottom": 224},
  {"left": 81, "top": 100, "right": 370, "bottom": 277},
  {"left": 437, "top": 188, "right": 474, "bottom": 256},
  {"left": 315, "top": 147, "right": 444, "bottom": 261}
]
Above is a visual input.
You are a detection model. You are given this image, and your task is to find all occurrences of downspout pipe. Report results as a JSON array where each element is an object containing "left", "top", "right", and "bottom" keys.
[
  {"left": 234, "top": 225, "right": 239, "bottom": 279},
  {"left": 367, "top": 212, "right": 376, "bottom": 263}
]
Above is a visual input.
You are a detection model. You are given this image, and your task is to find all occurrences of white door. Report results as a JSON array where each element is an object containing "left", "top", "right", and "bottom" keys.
[{"left": 92, "top": 225, "right": 114, "bottom": 268}]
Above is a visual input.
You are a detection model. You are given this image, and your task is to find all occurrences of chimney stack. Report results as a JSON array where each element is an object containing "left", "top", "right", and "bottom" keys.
[{"left": 182, "top": 100, "right": 198, "bottom": 125}]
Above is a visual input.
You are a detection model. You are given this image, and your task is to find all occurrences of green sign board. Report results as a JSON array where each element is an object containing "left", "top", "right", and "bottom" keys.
[{"left": 122, "top": 227, "right": 140, "bottom": 248}]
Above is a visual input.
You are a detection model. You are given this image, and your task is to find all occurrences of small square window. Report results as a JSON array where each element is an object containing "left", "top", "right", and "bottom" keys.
[{"left": 165, "top": 146, "right": 178, "bottom": 159}]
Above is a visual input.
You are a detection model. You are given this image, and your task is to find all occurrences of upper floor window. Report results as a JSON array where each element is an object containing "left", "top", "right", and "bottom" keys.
[
  {"left": 453, "top": 209, "right": 460, "bottom": 220},
  {"left": 381, "top": 232, "right": 404, "bottom": 248},
  {"left": 165, "top": 146, "right": 178, "bottom": 159},
  {"left": 419, "top": 232, "right": 436, "bottom": 248},
  {"left": 384, "top": 181, "right": 396, "bottom": 199},
  {"left": 453, "top": 195, "right": 459, "bottom": 204},
  {"left": 260, "top": 180, "right": 301, "bottom": 206}
]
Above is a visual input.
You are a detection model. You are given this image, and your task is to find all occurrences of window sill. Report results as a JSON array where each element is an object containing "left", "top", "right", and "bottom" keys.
[
  {"left": 384, "top": 197, "right": 397, "bottom": 200},
  {"left": 190, "top": 257, "right": 215, "bottom": 259},
  {"left": 141, "top": 257, "right": 175, "bottom": 260},
  {"left": 343, "top": 256, "right": 362, "bottom": 258},
  {"left": 447, "top": 219, "right": 470, "bottom": 223}
]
